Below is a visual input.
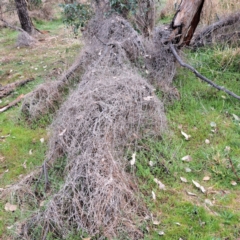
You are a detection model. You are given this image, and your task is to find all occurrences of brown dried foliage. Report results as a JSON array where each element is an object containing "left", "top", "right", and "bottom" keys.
[
  {"left": 20, "top": 65, "right": 166, "bottom": 239},
  {"left": 16, "top": 13, "right": 174, "bottom": 239},
  {"left": 22, "top": 14, "right": 175, "bottom": 121},
  {"left": 29, "top": 3, "right": 54, "bottom": 21}
]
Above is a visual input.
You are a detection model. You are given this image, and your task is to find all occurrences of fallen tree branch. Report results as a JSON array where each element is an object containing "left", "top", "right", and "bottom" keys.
[
  {"left": 0, "top": 94, "right": 25, "bottom": 113},
  {"left": 0, "top": 17, "right": 42, "bottom": 39},
  {"left": 0, "top": 17, "right": 24, "bottom": 32},
  {"left": 0, "top": 78, "right": 34, "bottom": 99},
  {"left": 169, "top": 44, "right": 240, "bottom": 100},
  {"left": 192, "top": 12, "right": 240, "bottom": 47}
]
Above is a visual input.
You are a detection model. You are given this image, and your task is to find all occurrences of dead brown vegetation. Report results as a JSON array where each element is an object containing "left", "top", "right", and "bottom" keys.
[
  {"left": 16, "top": 12, "right": 172, "bottom": 239},
  {"left": 29, "top": 3, "right": 54, "bottom": 21},
  {"left": 21, "top": 13, "right": 175, "bottom": 121},
  {"left": 20, "top": 65, "right": 166, "bottom": 239}
]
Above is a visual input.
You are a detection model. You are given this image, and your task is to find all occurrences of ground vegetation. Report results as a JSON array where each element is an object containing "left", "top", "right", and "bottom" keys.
[{"left": 0, "top": 0, "right": 239, "bottom": 239}]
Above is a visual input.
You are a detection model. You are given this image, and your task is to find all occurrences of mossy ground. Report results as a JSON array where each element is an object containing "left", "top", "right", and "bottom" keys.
[{"left": 0, "top": 8, "right": 240, "bottom": 240}]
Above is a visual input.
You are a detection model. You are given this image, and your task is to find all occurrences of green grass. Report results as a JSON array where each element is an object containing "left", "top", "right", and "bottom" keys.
[
  {"left": 135, "top": 45, "right": 240, "bottom": 240},
  {"left": 34, "top": 18, "right": 65, "bottom": 33},
  {"left": 0, "top": 114, "right": 47, "bottom": 185},
  {"left": 0, "top": 13, "right": 81, "bottom": 237}
]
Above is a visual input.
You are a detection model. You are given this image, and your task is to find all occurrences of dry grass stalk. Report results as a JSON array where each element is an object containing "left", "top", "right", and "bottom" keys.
[{"left": 201, "top": 0, "right": 240, "bottom": 25}]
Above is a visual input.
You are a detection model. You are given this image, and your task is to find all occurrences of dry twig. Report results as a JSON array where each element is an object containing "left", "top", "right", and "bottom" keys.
[{"left": 0, "top": 78, "right": 34, "bottom": 99}]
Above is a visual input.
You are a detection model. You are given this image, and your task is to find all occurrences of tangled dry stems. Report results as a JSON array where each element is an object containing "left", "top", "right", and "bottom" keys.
[
  {"left": 7, "top": 2, "right": 239, "bottom": 238},
  {"left": 192, "top": 12, "right": 240, "bottom": 48},
  {"left": 21, "top": 45, "right": 98, "bottom": 120},
  {"left": 21, "top": 63, "right": 167, "bottom": 239},
  {"left": 146, "top": 26, "right": 176, "bottom": 87},
  {"left": 22, "top": 14, "right": 175, "bottom": 121},
  {"left": 16, "top": 13, "right": 174, "bottom": 239}
]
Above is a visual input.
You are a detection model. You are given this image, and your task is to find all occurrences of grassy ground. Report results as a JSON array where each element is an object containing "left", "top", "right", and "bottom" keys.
[
  {"left": 0, "top": 7, "right": 240, "bottom": 240},
  {"left": 136, "top": 46, "right": 240, "bottom": 240},
  {"left": 0, "top": 17, "right": 81, "bottom": 237}
]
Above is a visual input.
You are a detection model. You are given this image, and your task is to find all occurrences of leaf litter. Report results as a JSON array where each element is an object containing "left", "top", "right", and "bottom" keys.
[{"left": 192, "top": 180, "right": 206, "bottom": 193}]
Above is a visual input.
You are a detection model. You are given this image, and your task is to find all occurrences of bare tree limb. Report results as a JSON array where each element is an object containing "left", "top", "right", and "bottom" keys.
[
  {"left": 0, "top": 17, "right": 42, "bottom": 34},
  {"left": 0, "top": 94, "right": 25, "bottom": 113},
  {"left": 0, "top": 78, "right": 34, "bottom": 99},
  {"left": 0, "top": 17, "right": 24, "bottom": 32},
  {"left": 169, "top": 44, "right": 240, "bottom": 100},
  {"left": 192, "top": 12, "right": 240, "bottom": 47}
]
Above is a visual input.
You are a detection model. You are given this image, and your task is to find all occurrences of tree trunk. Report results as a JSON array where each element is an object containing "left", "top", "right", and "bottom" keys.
[
  {"left": 170, "top": 0, "right": 205, "bottom": 47},
  {"left": 135, "top": 0, "right": 155, "bottom": 38},
  {"left": 15, "top": 0, "right": 35, "bottom": 35}
]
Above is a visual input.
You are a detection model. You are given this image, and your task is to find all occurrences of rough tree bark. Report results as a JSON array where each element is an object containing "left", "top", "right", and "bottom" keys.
[
  {"left": 170, "top": 0, "right": 205, "bottom": 47},
  {"left": 14, "top": 0, "right": 35, "bottom": 35}
]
